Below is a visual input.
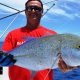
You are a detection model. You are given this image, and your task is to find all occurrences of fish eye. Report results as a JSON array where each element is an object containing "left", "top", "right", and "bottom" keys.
[
  {"left": 74, "top": 45, "right": 80, "bottom": 50},
  {"left": 78, "top": 46, "right": 80, "bottom": 48},
  {"left": 76, "top": 45, "right": 80, "bottom": 49}
]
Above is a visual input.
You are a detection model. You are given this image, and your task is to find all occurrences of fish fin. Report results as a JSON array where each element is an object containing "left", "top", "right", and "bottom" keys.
[
  {"left": 42, "top": 32, "right": 53, "bottom": 37},
  {"left": 30, "top": 71, "right": 37, "bottom": 80},
  {"left": 22, "top": 36, "right": 37, "bottom": 42}
]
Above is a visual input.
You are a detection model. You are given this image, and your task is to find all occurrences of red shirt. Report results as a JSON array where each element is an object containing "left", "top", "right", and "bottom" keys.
[{"left": 2, "top": 26, "right": 57, "bottom": 80}]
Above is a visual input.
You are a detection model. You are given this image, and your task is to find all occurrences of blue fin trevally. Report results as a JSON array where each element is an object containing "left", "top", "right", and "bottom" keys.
[{"left": 0, "top": 33, "right": 80, "bottom": 71}]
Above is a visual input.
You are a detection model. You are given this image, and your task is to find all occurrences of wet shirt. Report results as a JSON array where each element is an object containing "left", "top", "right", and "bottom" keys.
[{"left": 2, "top": 26, "right": 57, "bottom": 80}]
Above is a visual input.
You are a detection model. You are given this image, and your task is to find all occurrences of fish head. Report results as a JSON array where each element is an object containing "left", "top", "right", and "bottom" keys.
[{"left": 61, "top": 34, "right": 80, "bottom": 67}]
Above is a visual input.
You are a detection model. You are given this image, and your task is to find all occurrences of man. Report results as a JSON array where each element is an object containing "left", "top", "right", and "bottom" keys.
[{"left": 1, "top": 0, "right": 75, "bottom": 80}]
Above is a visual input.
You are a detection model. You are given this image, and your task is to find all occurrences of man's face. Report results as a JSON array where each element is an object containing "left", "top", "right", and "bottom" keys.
[{"left": 25, "top": 1, "right": 43, "bottom": 25}]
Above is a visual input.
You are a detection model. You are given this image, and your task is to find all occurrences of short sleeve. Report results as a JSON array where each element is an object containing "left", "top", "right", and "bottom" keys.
[{"left": 2, "top": 32, "right": 15, "bottom": 52}]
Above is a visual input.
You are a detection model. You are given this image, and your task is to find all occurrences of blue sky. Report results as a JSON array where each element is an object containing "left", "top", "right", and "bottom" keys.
[{"left": 0, "top": 0, "right": 80, "bottom": 41}]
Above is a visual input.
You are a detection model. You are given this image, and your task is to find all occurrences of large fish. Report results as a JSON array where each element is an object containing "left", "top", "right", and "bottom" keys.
[
  {"left": 1, "top": 34, "right": 80, "bottom": 71},
  {"left": 6, "top": 33, "right": 80, "bottom": 71}
]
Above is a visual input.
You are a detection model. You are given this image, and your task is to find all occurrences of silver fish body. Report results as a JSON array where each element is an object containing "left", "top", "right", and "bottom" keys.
[{"left": 8, "top": 34, "right": 80, "bottom": 71}]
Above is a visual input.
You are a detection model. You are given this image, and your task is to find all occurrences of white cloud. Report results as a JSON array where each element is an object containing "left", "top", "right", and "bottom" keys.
[
  {"left": 6, "top": 0, "right": 28, "bottom": 9},
  {"left": 74, "top": 13, "right": 80, "bottom": 18},
  {"left": 0, "top": 0, "right": 80, "bottom": 19},
  {"left": 49, "top": 7, "right": 76, "bottom": 19},
  {"left": 0, "top": 0, "right": 28, "bottom": 15},
  {"left": 66, "top": 0, "right": 80, "bottom": 3},
  {"left": 43, "top": 0, "right": 80, "bottom": 19}
]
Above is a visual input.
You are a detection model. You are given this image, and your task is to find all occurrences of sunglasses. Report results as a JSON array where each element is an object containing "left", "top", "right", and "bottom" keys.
[{"left": 26, "top": 6, "right": 42, "bottom": 12}]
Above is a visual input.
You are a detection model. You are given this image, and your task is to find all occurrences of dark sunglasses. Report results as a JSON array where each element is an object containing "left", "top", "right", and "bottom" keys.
[{"left": 26, "top": 6, "right": 42, "bottom": 12}]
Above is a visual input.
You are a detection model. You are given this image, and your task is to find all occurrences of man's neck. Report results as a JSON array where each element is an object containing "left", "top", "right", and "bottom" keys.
[{"left": 26, "top": 23, "right": 40, "bottom": 30}]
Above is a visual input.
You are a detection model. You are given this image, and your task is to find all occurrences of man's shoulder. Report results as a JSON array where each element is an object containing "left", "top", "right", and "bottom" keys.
[
  {"left": 8, "top": 26, "right": 25, "bottom": 34},
  {"left": 40, "top": 26, "right": 57, "bottom": 34}
]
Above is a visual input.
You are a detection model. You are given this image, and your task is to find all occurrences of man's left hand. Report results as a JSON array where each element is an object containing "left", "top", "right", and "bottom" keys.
[{"left": 58, "top": 57, "right": 77, "bottom": 72}]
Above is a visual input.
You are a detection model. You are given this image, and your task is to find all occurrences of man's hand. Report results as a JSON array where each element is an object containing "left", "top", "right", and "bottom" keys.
[
  {"left": 58, "top": 56, "right": 77, "bottom": 72},
  {"left": 0, "top": 51, "right": 16, "bottom": 66}
]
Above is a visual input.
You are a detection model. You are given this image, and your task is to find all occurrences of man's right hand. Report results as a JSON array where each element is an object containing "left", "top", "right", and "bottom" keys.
[{"left": 0, "top": 51, "right": 16, "bottom": 66}]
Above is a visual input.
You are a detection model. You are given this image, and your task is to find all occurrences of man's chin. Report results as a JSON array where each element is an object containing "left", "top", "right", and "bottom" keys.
[
  {"left": 31, "top": 17, "right": 38, "bottom": 20},
  {"left": 30, "top": 18, "right": 39, "bottom": 23}
]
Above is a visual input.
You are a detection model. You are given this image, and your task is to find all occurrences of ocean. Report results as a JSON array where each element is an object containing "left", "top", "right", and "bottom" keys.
[
  {"left": 0, "top": 42, "right": 80, "bottom": 80},
  {"left": 0, "top": 42, "right": 3, "bottom": 48}
]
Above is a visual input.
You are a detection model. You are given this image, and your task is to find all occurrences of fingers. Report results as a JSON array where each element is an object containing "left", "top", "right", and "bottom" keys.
[
  {"left": 58, "top": 58, "right": 69, "bottom": 72},
  {"left": 58, "top": 57, "right": 76, "bottom": 72}
]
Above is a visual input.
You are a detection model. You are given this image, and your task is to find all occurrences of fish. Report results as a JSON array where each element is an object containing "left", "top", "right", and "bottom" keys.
[{"left": 4, "top": 33, "right": 79, "bottom": 71}]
